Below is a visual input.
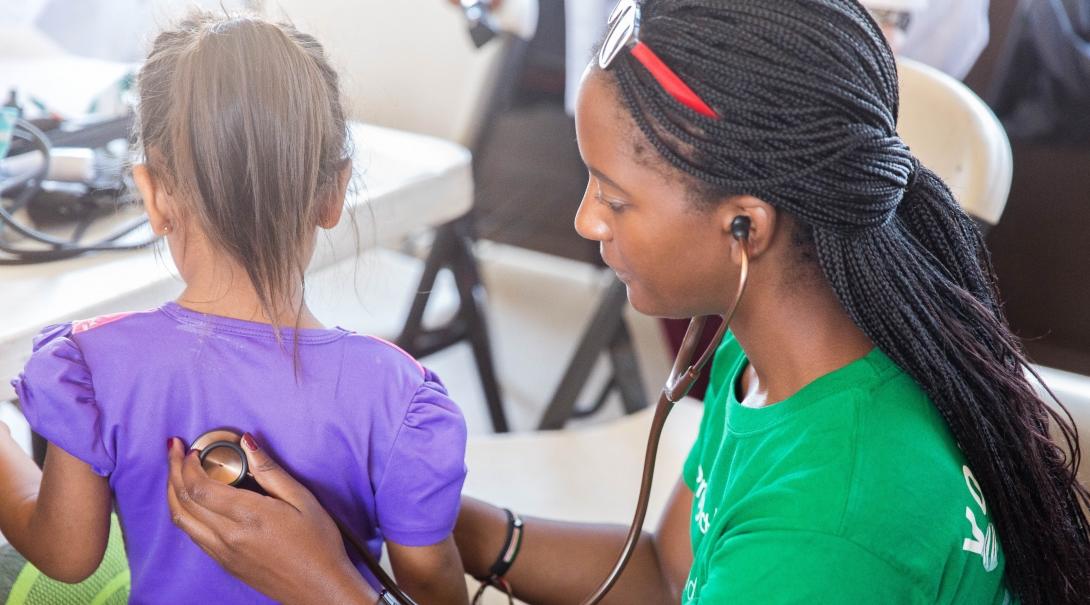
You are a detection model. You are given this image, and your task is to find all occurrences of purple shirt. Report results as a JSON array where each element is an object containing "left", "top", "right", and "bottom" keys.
[{"left": 12, "top": 302, "right": 467, "bottom": 603}]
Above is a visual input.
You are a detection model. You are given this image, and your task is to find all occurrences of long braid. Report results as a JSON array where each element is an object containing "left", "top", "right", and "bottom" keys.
[{"left": 604, "top": 1, "right": 1090, "bottom": 602}]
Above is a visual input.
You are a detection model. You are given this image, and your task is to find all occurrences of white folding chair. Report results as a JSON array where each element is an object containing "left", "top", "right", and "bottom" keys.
[
  {"left": 896, "top": 58, "right": 1014, "bottom": 227},
  {"left": 266, "top": 0, "right": 540, "bottom": 432}
]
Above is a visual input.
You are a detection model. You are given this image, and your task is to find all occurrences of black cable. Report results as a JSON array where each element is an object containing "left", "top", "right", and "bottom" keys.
[{"left": 0, "top": 117, "right": 158, "bottom": 264}]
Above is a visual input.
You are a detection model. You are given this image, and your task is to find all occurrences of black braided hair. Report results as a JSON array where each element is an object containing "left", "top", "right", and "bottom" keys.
[{"left": 600, "top": 1, "right": 1090, "bottom": 602}]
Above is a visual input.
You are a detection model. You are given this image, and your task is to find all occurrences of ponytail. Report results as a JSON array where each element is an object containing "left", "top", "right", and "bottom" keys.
[{"left": 814, "top": 164, "right": 1090, "bottom": 603}]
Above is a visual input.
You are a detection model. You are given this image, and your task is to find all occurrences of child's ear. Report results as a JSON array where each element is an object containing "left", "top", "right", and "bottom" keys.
[
  {"left": 318, "top": 160, "right": 352, "bottom": 230},
  {"left": 133, "top": 164, "right": 173, "bottom": 235}
]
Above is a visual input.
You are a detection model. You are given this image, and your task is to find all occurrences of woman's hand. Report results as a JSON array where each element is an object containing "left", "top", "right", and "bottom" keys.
[{"left": 166, "top": 436, "right": 377, "bottom": 605}]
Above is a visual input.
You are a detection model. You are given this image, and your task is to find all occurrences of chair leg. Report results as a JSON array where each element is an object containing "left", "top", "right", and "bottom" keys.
[
  {"left": 608, "top": 323, "right": 648, "bottom": 415},
  {"left": 397, "top": 229, "right": 451, "bottom": 350},
  {"left": 450, "top": 229, "right": 509, "bottom": 433},
  {"left": 396, "top": 220, "right": 509, "bottom": 433},
  {"left": 537, "top": 277, "right": 648, "bottom": 430}
]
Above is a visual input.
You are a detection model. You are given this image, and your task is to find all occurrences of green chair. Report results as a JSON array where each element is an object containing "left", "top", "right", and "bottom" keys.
[{"left": 0, "top": 516, "right": 129, "bottom": 605}]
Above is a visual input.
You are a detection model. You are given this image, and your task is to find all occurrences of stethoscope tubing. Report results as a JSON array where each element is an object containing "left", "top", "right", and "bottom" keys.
[{"left": 581, "top": 238, "right": 750, "bottom": 605}]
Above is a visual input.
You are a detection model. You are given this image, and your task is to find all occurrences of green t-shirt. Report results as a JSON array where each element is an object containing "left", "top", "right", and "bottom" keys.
[{"left": 681, "top": 334, "right": 1012, "bottom": 604}]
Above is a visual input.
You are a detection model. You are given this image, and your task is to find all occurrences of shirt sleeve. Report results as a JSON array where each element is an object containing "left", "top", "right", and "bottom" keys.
[
  {"left": 373, "top": 370, "right": 467, "bottom": 547},
  {"left": 697, "top": 530, "right": 927, "bottom": 604},
  {"left": 10, "top": 323, "right": 115, "bottom": 476}
]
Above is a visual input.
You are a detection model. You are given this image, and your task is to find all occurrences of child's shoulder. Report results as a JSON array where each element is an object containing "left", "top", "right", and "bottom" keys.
[
  {"left": 337, "top": 332, "right": 429, "bottom": 383},
  {"left": 34, "top": 307, "right": 162, "bottom": 350}
]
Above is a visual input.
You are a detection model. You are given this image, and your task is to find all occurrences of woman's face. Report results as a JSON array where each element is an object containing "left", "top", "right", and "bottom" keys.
[{"left": 573, "top": 69, "right": 741, "bottom": 319}]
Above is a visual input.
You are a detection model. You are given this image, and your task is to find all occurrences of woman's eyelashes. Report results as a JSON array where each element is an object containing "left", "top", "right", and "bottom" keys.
[{"left": 595, "top": 186, "right": 629, "bottom": 213}]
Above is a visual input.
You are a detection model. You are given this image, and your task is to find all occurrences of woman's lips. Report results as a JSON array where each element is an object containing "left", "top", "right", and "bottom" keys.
[{"left": 601, "top": 252, "right": 631, "bottom": 283}]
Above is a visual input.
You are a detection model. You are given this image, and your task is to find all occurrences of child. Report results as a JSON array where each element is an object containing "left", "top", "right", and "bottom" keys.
[{"left": 0, "top": 12, "right": 470, "bottom": 605}]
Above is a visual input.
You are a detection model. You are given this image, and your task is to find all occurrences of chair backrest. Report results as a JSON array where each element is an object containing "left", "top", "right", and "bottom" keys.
[
  {"left": 260, "top": 0, "right": 538, "bottom": 150},
  {"left": 897, "top": 58, "right": 1013, "bottom": 225},
  {"left": 1034, "top": 365, "right": 1090, "bottom": 501}
]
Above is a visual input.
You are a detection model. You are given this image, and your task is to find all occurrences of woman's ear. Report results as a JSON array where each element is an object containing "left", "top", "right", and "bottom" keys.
[
  {"left": 318, "top": 160, "right": 352, "bottom": 230},
  {"left": 719, "top": 196, "right": 777, "bottom": 266},
  {"left": 133, "top": 164, "right": 172, "bottom": 235}
]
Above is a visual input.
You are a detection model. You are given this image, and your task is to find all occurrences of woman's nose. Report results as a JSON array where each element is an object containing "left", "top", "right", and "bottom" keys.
[{"left": 574, "top": 184, "right": 610, "bottom": 243}]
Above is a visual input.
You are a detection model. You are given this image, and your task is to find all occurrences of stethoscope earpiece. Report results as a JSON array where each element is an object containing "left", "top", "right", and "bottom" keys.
[{"left": 731, "top": 215, "right": 752, "bottom": 241}]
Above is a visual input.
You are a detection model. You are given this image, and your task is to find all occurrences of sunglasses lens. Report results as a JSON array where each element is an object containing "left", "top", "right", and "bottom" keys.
[
  {"left": 607, "top": 0, "right": 629, "bottom": 26},
  {"left": 599, "top": 2, "right": 637, "bottom": 69}
]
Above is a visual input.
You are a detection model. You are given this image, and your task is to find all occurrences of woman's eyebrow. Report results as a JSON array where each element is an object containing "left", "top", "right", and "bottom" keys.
[{"left": 587, "top": 165, "right": 634, "bottom": 199}]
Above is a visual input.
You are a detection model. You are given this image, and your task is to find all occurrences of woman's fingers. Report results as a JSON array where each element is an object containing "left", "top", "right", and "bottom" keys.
[
  {"left": 167, "top": 438, "right": 227, "bottom": 554},
  {"left": 168, "top": 437, "right": 264, "bottom": 525},
  {"left": 164, "top": 438, "right": 371, "bottom": 603},
  {"left": 240, "top": 433, "right": 319, "bottom": 513}
]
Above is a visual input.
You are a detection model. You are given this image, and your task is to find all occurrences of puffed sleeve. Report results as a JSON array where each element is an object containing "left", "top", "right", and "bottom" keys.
[
  {"left": 10, "top": 323, "right": 114, "bottom": 476},
  {"left": 374, "top": 370, "right": 468, "bottom": 547}
]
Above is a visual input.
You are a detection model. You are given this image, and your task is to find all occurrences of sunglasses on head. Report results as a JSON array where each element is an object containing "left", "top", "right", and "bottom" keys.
[{"left": 598, "top": 0, "right": 719, "bottom": 119}]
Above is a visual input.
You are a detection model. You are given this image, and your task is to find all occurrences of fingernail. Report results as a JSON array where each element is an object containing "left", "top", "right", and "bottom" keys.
[
  {"left": 241, "top": 433, "right": 258, "bottom": 452},
  {"left": 167, "top": 437, "right": 174, "bottom": 452}
]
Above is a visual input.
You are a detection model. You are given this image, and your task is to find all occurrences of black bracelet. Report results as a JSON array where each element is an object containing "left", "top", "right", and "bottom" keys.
[{"left": 484, "top": 508, "right": 524, "bottom": 580}]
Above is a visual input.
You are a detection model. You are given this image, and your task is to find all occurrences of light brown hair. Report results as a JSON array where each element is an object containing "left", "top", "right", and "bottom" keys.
[{"left": 135, "top": 11, "right": 350, "bottom": 333}]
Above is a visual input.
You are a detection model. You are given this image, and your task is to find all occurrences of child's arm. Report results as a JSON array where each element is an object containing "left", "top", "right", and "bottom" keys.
[
  {"left": 0, "top": 422, "right": 112, "bottom": 583},
  {"left": 388, "top": 536, "right": 470, "bottom": 605}
]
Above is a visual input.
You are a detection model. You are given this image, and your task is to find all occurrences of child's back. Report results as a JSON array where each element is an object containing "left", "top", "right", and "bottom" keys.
[{"left": 17, "top": 304, "right": 465, "bottom": 602}]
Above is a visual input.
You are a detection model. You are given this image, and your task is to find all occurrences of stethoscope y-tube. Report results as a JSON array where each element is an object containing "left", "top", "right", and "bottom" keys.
[{"left": 189, "top": 216, "right": 751, "bottom": 605}]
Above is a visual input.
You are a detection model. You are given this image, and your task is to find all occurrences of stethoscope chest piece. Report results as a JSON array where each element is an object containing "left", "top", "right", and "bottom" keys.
[{"left": 190, "top": 429, "right": 249, "bottom": 487}]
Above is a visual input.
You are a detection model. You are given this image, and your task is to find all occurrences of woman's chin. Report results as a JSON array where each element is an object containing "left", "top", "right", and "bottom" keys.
[
  {"left": 623, "top": 283, "right": 672, "bottom": 318},
  {"left": 624, "top": 283, "right": 714, "bottom": 320}
]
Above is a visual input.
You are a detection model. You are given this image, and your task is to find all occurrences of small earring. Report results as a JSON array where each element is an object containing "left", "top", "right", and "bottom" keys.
[{"left": 161, "top": 223, "right": 172, "bottom": 235}]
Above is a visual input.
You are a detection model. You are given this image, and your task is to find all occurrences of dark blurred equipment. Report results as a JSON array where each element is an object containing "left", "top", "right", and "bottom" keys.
[
  {"left": 461, "top": 0, "right": 500, "bottom": 48},
  {"left": 0, "top": 112, "right": 155, "bottom": 265},
  {"left": 989, "top": 0, "right": 1090, "bottom": 145}
]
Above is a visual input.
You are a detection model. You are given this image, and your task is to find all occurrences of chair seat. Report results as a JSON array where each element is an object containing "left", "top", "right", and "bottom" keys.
[
  {"left": 462, "top": 399, "right": 702, "bottom": 603},
  {"left": 465, "top": 398, "right": 703, "bottom": 525}
]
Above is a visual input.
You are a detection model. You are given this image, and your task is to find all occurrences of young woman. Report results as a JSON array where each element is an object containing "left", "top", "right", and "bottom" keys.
[{"left": 164, "top": 1, "right": 1090, "bottom": 603}]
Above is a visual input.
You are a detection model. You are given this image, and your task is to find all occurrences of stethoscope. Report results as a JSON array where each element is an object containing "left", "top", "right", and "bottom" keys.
[
  {"left": 189, "top": 430, "right": 415, "bottom": 605},
  {"left": 191, "top": 215, "right": 751, "bottom": 605}
]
